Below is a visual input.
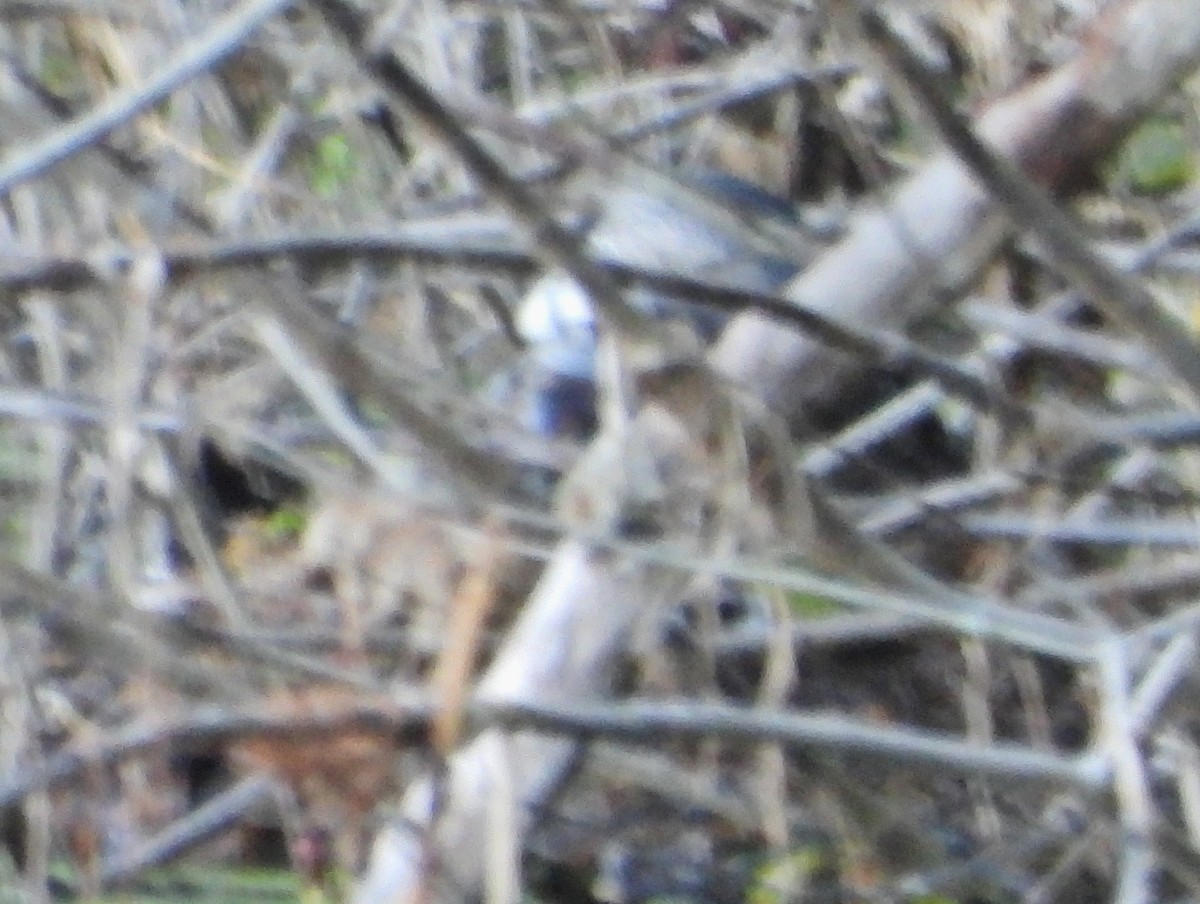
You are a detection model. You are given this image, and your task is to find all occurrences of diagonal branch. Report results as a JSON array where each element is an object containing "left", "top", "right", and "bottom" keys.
[
  {"left": 712, "top": 0, "right": 1200, "bottom": 417},
  {"left": 861, "top": 6, "right": 1200, "bottom": 399},
  {"left": 0, "top": 0, "right": 291, "bottom": 196},
  {"left": 348, "top": 1, "right": 1200, "bottom": 900}
]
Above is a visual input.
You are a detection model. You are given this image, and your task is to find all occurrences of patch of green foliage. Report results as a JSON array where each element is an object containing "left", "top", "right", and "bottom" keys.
[
  {"left": 39, "top": 51, "right": 81, "bottom": 95},
  {"left": 263, "top": 505, "right": 308, "bottom": 542},
  {"left": 746, "top": 843, "right": 832, "bottom": 904},
  {"left": 785, "top": 589, "right": 844, "bottom": 619},
  {"left": 59, "top": 865, "right": 300, "bottom": 904},
  {"left": 1111, "top": 116, "right": 1194, "bottom": 195},
  {"left": 309, "top": 133, "right": 356, "bottom": 198}
]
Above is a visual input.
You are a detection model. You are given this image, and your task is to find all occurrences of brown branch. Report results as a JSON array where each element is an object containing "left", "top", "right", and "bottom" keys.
[
  {"left": 0, "top": 232, "right": 1021, "bottom": 421},
  {"left": 0, "top": 693, "right": 1101, "bottom": 816},
  {"left": 712, "top": 0, "right": 1200, "bottom": 418},
  {"left": 860, "top": 6, "right": 1200, "bottom": 399}
]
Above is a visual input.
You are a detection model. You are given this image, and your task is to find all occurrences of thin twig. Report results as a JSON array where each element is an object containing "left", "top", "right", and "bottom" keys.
[
  {"left": 99, "top": 775, "right": 281, "bottom": 887},
  {"left": 1094, "top": 638, "right": 1155, "bottom": 904},
  {"left": 0, "top": 232, "right": 1029, "bottom": 422},
  {"left": 0, "top": 692, "right": 1106, "bottom": 816},
  {"left": 0, "top": 0, "right": 292, "bottom": 196},
  {"left": 308, "top": 0, "right": 648, "bottom": 344}
]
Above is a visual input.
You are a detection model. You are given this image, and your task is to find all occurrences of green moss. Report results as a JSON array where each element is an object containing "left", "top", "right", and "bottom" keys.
[{"left": 747, "top": 844, "right": 832, "bottom": 904}]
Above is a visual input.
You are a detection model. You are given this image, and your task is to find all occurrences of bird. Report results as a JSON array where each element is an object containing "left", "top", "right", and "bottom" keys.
[{"left": 514, "top": 168, "right": 819, "bottom": 440}]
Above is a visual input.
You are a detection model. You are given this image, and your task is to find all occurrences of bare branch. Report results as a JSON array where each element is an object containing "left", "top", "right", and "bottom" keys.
[
  {"left": 861, "top": 6, "right": 1200, "bottom": 399},
  {"left": 0, "top": 0, "right": 291, "bottom": 195},
  {"left": 353, "top": 0, "right": 1200, "bottom": 897}
]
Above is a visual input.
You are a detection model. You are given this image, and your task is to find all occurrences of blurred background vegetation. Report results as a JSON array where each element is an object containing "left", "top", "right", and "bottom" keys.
[{"left": 0, "top": 1, "right": 1198, "bottom": 902}]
